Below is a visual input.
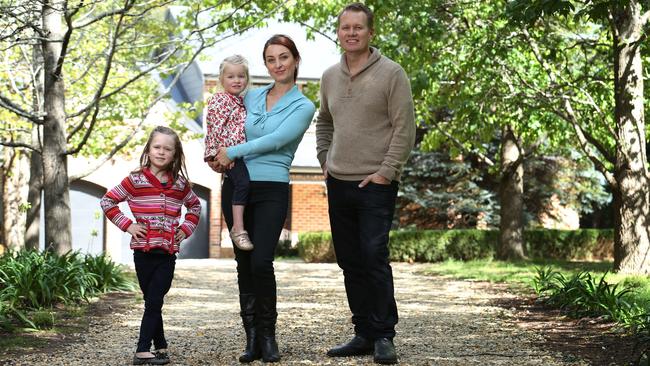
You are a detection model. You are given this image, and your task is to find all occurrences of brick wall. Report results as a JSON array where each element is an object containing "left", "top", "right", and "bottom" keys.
[
  {"left": 209, "top": 176, "right": 223, "bottom": 258},
  {"left": 215, "top": 174, "right": 330, "bottom": 256},
  {"left": 289, "top": 173, "right": 330, "bottom": 233}
]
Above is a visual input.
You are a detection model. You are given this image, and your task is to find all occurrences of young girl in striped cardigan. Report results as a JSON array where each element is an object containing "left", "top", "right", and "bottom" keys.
[{"left": 101, "top": 126, "right": 201, "bottom": 365}]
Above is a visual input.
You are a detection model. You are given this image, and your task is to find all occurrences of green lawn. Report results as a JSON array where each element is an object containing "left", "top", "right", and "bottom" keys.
[{"left": 421, "top": 259, "right": 650, "bottom": 308}]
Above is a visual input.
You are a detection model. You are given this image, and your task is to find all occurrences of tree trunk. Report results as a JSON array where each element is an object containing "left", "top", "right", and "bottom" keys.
[
  {"left": 2, "top": 150, "right": 29, "bottom": 251},
  {"left": 25, "top": 24, "right": 45, "bottom": 251},
  {"left": 611, "top": 1, "right": 650, "bottom": 273},
  {"left": 498, "top": 126, "right": 525, "bottom": 260},
  {"left": 42, "top": 1, "right": 72, "bottom": 254},
  {"left": 25, "top": 147, "right": 42, "bottom": 251},
  {"left": 0, "top": 150, "right": 5, "bottom": 254}
]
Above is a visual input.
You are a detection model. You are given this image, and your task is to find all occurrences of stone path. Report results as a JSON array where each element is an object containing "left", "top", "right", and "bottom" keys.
[{"left": 3, "top": 259, "right": 587, "bottom": 365}]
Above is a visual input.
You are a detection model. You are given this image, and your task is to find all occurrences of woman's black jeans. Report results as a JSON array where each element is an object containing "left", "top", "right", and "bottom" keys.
[
  {"left": 133, "top": 250, "right": 176, "bottom": 352},
  {"left": 221, "top": 178, "right": 289, "bottom": 297}
]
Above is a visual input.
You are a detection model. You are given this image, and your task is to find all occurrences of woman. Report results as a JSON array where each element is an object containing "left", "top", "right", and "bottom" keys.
[{"left": 209, "top": 34, "right": 315, "bottom": 363}]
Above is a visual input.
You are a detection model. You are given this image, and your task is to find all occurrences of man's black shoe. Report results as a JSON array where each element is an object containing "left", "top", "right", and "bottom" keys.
[
  {"left": 327, "top": 335, "right": 374, "bottom": 357},
  {"left": 373, "top": 338, "right": 397, "bottom": 364}
]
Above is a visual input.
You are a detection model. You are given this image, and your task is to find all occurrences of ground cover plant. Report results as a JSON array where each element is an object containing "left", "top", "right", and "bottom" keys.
[{"left": 0, "top": 250, "right": 134, "bottom": 330}]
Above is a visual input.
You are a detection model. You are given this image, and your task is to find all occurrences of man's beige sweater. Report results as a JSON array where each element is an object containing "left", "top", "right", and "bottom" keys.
[{"left": 315, "top": 48, "right": 416, "bottom": 182}]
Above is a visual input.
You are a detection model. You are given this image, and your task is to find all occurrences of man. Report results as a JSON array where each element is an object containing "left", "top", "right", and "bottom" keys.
[{"left": 315, "top": 2, "right": 416, "bottom": 365}]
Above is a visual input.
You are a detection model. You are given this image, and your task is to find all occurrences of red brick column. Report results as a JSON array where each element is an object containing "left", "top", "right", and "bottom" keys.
[
  {"left": 208, "top": 175, "right": 223, "bottom": 258},
  {"left": 289, "top": 173, "right": 330, "bottom": 234}
]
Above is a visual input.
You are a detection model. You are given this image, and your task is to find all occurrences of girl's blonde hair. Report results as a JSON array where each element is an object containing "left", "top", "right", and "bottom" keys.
[
  {"left": 137, "top": 126, "right": 190, "bottom": 182},
  {"left": 219, "top": 54, "right": 250, "bottom": 90}
]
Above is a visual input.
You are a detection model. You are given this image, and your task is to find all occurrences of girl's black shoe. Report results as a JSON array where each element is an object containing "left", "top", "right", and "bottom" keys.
[
  {"left": 154, "top": 350, "right": 171, "bottom": 365},
  {"left": 132, "top": 352, "right": 170, "bottom": 365},
  {"left": 132, "top": 355, "right": 155, "bottom": 365}
]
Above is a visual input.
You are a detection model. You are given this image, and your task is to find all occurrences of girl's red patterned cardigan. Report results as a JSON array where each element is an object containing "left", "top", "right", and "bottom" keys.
[{"left": 101, "top": 168, "right": 201, "bottom": 254}]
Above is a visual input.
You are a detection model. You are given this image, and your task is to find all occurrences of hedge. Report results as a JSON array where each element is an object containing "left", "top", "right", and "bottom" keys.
[{"left": 296, "top": 229, "right": 614, "bottom": 263}]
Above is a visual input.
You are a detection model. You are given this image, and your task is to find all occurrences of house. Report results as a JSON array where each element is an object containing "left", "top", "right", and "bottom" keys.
[{"left": 44, "top": 20, "right": 340, "bottom": 264}]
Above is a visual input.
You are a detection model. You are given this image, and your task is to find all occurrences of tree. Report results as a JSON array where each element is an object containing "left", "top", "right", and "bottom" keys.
[
  {"left": 508, "top": 0, "right": 650, "bottom": 273},
  {"left": 397, "top": 148, "right": 500, "bottom": 229},
  {"left": 0, "top": 0, "right": 283, "bottom": 254},
  {"left": 295, "top": 0, "right": 581, "bottom": 259}
]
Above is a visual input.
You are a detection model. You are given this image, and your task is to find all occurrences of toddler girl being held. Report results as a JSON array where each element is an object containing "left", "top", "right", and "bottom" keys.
[{"left": 204, "top": 55, "right": 253, "bottom": 251}]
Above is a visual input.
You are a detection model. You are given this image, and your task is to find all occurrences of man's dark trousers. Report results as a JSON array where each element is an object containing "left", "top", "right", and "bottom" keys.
[{"left": 326, "top": 175, "right": 399, "bottom": 339}]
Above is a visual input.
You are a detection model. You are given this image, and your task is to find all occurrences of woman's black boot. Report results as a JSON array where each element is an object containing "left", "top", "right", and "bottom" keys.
[
  {"left": 238, "top": 294, "right": 261, "bottom": 363},
  {"left": 257, "top": 296, "right": 280, "bottom": 363}
]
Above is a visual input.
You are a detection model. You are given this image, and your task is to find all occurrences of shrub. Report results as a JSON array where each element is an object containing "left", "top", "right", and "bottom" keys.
[
  {"left": 83, "top": 254, "right": 134, "bottom": 293},
  {"left": 31, "top": 310, "right": 55, "bottom": 329},
  {"left": 524, "top": 229, "right": 614, "bottom": 260},
  {"left": 296, "top": 229, "right": 613, "bottom": 263},
  {"left": 532, "top": 266, "right": 648, "bottom": 331},
  {"left": 0, "top": 250, "right": 134, "bottom": 329},
  {"left": 0, "top": 250, "right": 98, "bottom": 309},
  {"left": 389, "top": 230, "right": 497, "bottom": 262},
  {"left": 297, "top": 232, "right": 336, "bottom": 263},
  {"left": 275, "top": 239, "right": 299, "bottom": 257}
]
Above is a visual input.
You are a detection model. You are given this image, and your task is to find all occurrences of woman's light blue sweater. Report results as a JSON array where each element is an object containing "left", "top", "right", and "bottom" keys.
[{"left": 226, "top": 83, "right": 315, "bottom": 182}]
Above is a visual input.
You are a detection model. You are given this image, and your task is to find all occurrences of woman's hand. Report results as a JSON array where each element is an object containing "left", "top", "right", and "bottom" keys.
[
  {"left": 216, "top": 147, "right": 233, "bottom": 166},
  {"left": 127, "top": 223, "right": 147, "bottom": 240},
  {"left": 207, "top": 159, "right": 234, "bottom": 173},
  {"left": 208, "top": 159, "right": 226, "bottom": 173}
]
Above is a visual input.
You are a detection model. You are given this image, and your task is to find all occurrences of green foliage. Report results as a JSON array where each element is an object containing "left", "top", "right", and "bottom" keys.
[
  {"left": 524, "top": 229, "right": 613, "bottom": 260},
  {"left": 523, "top": 154, "right": 610, "bottom": 225},
  {"left": 423, "top": 258, "right": 612, "bottom": 287},
  {"left": 532, "top": 267, "right": 649, "bottom": 331},
  {"left": 296, "top": 229, "right": 614, "bottom": 263},
  {"left": 507, "top": 0, "right": 622, "bottom": 23},
  {"left": 0, "top": 250, "right": 134, "bottom": 329},
  {"left": 389, "top": 230, "right": 498, "bottom": 262},
  {"left": 507, "top": 0, "right": 576, "bottom": 23},
  {"left": 296, "top": 232, "right": 336, "bottom": 263},
  {"left": 423, "top": 259, "right": 650, "bottom": 335},
  {"left": 0, "top": 251, "right": 98, "bottom": 310},
  {"left": 0, "top": 0, "right": 291, "bottom": 158},
  {"left": 398, "top": 149, "right": 610, "bottom": 230},
  {"left": 301, "top": 82, "right": 321, "bottom": 110},
  {"left": 30, "top": 310, "right": 55, "bottom": 329},
  {"left": 398, "top": 150, "right": 499, "bottom": 228},
  {"left": 274, "top": 240, "right": 298, "bottom": 258},
  {"left": 83, "top": 254, "right": 135, "bottom": 293}
]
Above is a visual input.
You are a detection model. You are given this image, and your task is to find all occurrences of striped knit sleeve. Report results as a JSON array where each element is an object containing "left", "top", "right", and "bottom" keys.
[
  {"left": 178, "top": 186, "right": 201, "bottom": 237},
  {"left": 100, "top": 176, "right": 134, "bottom": 232}
]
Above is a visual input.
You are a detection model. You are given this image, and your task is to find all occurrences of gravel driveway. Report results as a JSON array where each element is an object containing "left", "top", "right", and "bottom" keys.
[{"left": 4, "top": 259, "right": 586, "bottom": 365}]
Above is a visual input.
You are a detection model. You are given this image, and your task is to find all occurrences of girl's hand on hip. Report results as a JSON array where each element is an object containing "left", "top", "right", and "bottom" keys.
[
  {"left": 127, "top": 223, "right": 147, "bottom": 239},
  {"left": 175, "top": 230, "right": 187, "bottom": 244}
]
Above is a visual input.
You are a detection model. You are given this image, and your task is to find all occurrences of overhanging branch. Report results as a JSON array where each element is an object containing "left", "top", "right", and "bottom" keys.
[
  {"left": 430, "top": 119, "right": 495, "bottom": 167},
  {"left": 556, "top": 100, "right": 617, "bottom": 189},
  {"left": 0, "top": 93, "right": 42, "bottom": 123},
  {"left": 0, "top": 140, "right": 39, "bottom": 151}
]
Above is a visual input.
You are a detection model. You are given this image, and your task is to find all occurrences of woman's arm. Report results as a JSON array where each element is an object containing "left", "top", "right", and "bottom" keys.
[{"left": 225, "top": 103, "right": 315, "bottom": 160}]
